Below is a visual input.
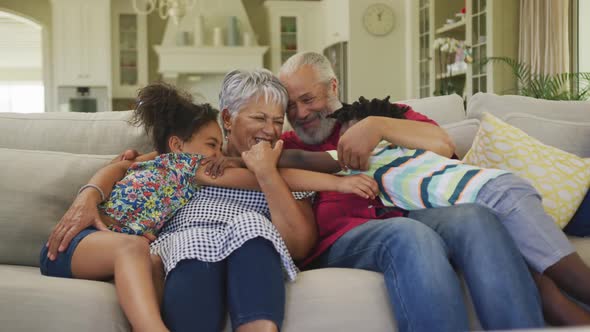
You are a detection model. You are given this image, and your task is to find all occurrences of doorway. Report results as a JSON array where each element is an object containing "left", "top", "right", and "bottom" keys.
[{"left": 0, "top": 10, "right": 45, "bottom": 113}]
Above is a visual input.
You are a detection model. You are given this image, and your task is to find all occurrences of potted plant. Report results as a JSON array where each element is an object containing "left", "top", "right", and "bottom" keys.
[{"left": 484, "top": 56, "right": 590, "bottom": 101}]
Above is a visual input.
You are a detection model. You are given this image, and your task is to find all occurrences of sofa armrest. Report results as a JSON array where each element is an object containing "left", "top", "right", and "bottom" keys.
[{"left": 442, "top": 119, "right": 480, "bottom": 159}]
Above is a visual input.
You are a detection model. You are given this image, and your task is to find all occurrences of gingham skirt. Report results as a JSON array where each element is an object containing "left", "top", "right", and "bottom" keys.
[{"left": 150, "top": 186, "right": 314, "bottom": 281}]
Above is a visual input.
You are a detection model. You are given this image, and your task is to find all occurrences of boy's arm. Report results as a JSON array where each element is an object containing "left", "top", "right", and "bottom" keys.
[
  {"left": 201, "top": 150, "right": 341, "bottom": 178},
  {"left": 277, "top": 150, "right": 342, "bottom": 173},
  {"left": 194, "top": 167, "right": 378, "bottom": 199},
  {"left": 337, "top": 107, "right": 455, "bottom": 170}
]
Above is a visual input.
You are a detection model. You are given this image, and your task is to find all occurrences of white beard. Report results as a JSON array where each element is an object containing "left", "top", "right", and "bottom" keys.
[
  {"left": 289, "top": 94, "right": 342, "bottom": 145},
  {"left": 293, "top": 116, "right": 337, "bottom": 145}
]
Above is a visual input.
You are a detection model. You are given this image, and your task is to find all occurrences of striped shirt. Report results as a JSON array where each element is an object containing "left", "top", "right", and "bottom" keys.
[{"left": 328, "top": 142, "right": 508, "bottom": 210}]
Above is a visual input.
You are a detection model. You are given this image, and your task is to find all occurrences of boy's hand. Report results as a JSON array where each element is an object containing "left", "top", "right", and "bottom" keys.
[
  {"left": 337, "top": 117, "right": 382, "bottom": 171},
  {"left": 336, "top": 174, "right": 379, "bottom": 199},
  {"left": 201, "top": 156, "right": 244, "bottom": 178}
]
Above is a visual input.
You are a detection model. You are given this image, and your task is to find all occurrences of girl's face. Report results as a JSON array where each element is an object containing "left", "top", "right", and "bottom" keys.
[
  {"left": 223, "top": 95, "right": 285, "bottom": 156},
  {"left": 171, "top": 121, "right": 223, "bottom": 157}
]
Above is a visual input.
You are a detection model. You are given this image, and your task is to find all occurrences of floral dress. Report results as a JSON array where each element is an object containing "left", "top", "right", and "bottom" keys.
[
  {"left": 150, "top": 186, "right": 315, "bottom": 281},
  {"left": 99, "top": 153, "right": 203, "bottom": 236}
]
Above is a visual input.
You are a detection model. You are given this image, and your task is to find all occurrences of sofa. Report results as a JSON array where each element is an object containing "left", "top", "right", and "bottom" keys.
[{"left": 1, "top": 92, "right": 589, "bottom": 331}]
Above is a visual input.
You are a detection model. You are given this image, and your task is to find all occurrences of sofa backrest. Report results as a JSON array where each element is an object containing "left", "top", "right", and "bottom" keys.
[
  {"left": 0, "top": 149, "right": 114, "bottom": 267},
  {"left": 503, "top": 113, "right": 590, "bottom": 158},
  {"left": 467, "top": 92, "right": 590, "bottom": 122},
  {"left": 0, "top": 111, "right": 152, "bottom": 155},
  {"left": 398, "top": 93, "right": 466, "bottom": 125},
  {"left": 466, "top": 93, "right": 590, "bottom": 158}
]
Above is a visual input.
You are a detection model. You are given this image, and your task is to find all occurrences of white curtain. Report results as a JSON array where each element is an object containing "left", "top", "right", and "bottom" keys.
[{"left": 519, "top": 0, "right": 570, "bottom": 75}]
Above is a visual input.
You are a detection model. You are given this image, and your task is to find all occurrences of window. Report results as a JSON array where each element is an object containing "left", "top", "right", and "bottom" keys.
[{"left": 0, "top": 82, "right": 44, "bottom": 113}]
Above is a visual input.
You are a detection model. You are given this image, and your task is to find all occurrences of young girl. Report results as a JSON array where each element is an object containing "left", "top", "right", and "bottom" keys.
[
  {"left": 40, "top": 83, "right": 379, "bottom": 332},
  {"left": 269, "top": 96, "right": 590, "bottom": 325}
]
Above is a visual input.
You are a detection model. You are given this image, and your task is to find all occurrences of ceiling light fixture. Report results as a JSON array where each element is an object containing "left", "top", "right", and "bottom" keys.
[{"left": 132, "top": 0, "right": 197, "bottom": 24}]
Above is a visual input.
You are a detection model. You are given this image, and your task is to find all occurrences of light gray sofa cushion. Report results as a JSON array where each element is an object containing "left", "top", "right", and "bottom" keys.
[
  {"left": 399, "top": 93, "right": 466, "bottom": 125},
  {"left": 442, "top": 119, "right": 480, "bottom": 159},
  {"left": 0, "top": 148, "right": 113, "bottom": 266},
  {"left": 0, "top": 111, "right": 152, "bottom": 155},
  {"left": 467, "top": 93, "right": 590, "bottom": 122},
  {"left": 503, "top": 113, "right": 590, "bottom": 158},
  {"left": 0, "top": 265, "right": 129, "bottom": 332}
]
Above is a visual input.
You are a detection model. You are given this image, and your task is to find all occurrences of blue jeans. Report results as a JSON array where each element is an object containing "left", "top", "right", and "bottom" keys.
[
  {"left": 162, "top": 237, "right": 285, "bottom": 332},
  {"left": 477, "top": 174, "right": 574, "bottom": 272},
  {"left": 307, "top": 204, "right": 543, "bottom": 332}
]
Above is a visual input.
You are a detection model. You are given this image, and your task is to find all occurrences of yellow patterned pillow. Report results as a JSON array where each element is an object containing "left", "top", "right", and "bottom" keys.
[{"left": 463, "top": 112, "right": 590, "bottom": 228}]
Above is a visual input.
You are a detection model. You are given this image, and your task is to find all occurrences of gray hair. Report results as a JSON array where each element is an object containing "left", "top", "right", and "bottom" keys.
[
  {"left": 218, "top": 69, "right": 288, "bottom": 118},
  {"left": 278, "top": 51, "right": 338, "bottom": 86}
]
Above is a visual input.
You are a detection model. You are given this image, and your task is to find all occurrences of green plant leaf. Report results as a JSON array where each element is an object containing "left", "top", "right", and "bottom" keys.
[{"left": 483, "top": 57, "right": 590, "bottom": 100}]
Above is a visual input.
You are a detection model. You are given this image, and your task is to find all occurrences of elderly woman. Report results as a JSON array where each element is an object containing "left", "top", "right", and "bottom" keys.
[{"left": 152, "top": 69, "right": 317, "bottom": 332}]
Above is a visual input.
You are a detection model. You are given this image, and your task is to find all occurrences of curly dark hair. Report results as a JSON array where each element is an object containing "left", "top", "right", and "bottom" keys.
[
  {"left": 328, "top": 96, "right": 410, "bottom": 124},
  {"left": 130, "top": 82, "right": 219, "bottom": 154}
]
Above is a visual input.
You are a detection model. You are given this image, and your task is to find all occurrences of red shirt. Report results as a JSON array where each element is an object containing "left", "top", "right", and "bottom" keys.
[{"left": 281, "top": 106, "right": 439, "bottom": 266}]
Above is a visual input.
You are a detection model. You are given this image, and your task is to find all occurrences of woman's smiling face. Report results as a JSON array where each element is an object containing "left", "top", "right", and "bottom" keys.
[{"left": 223, "top": 95, "right": 285, "bottom": 156}]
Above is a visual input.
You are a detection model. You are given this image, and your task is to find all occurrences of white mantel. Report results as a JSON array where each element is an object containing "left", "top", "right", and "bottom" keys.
[
  {"left": 153, "top": 0, "right": 268, "bottom": 105},
  {"left": 154, "top": 45, "right": 268, "bottom": 80}
]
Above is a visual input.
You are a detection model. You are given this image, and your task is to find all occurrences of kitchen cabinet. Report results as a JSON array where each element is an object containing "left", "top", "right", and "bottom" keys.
[
  {"left": 52, "top": 0, "right": 111, "bottom": 87},
  {"left": 264, "top": 0, "right": 324, "bottom": 73},
  {"left": 322, "top": 0, "right": 350, "bottom": 48},
  {"left": 111, "top": 0, "right": 148, "bottom": 98}
]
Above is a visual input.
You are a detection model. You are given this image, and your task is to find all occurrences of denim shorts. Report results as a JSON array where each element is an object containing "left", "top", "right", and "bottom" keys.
[{"left": 39, "top": 227, "right": 98, "bottom": 278}]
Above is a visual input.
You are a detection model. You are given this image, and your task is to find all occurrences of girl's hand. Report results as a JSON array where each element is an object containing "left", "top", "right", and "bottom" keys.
[
  {"left": 46, "top": 190, "right": 109, "bottom": 261},
  {"left": 242, "top": 140, "right": 283, "bottom": 176},
  {"left": 336, "top": 174, "right": 380, "bottom": 199},
  {"left": 201, "top": 156, "right": 245, "bottom": 178}
]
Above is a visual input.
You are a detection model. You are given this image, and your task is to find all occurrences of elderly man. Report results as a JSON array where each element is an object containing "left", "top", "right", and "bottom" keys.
[{"left": 277, "top": 51, "right": 544, "bottom": 332}]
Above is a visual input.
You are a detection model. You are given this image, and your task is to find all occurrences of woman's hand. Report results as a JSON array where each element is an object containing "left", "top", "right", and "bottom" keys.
[
  {"left": 46, "top": 190, "right": 109, "bottom": 261},
  {"left": 201, "top": 156, "right": 245, "bottom": 178},
  {"left": 111, "top": 149, "right": 141, "bottom": 164},
  {"left": 336, "top": 174, "right": 380, "bottom": 199},
  {"left": 242, "top": 140, "right": 284, "bottom": 176}
]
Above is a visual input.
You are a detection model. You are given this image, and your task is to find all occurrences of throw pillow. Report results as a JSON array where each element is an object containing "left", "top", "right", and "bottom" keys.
[
  {"left": 564, "top": 188, "right": 590, "bottom": 237},
  {"left": 463, "top": 112, "right": 590, "bottom": 228}
]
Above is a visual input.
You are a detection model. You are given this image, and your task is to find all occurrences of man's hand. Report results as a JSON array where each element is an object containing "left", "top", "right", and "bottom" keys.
[
  {"left": 45, "top": 190, "right": 109, "bottom": 260},
  {"left": 337, "top": 117, "right": 382, "bottom": 171},
  {"left": 201, "top": 156, "right": 245, "bottom": 178},
  {"left": 336, "top": 174, "right": 380, "bottom": 199},
  {"left": 111, "top": 149, "right": 141, "bottom": 164}
]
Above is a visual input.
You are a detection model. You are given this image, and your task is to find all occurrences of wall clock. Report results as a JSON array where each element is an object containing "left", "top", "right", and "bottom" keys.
[{"left": 363, "top": 3, "right": 395, "bottom": 36}]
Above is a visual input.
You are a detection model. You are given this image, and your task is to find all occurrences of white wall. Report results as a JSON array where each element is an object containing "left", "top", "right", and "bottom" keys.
[
  {"left": 580, "top": 0, "right": 590, "bottom": 73},
  {"left": 347, "top": 0, "right": 407, "bottom": 102}
]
